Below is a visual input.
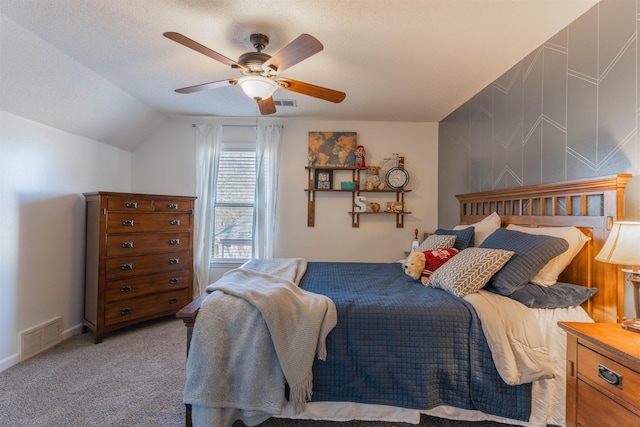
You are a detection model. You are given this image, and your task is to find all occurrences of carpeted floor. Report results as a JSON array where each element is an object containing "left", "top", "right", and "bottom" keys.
[{"left": 0, "top": 316, "right": 517, "bottom": 427}]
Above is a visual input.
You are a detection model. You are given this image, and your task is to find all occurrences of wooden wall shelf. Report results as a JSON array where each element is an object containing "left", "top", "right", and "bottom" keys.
[{"left": 305, "top": 166, "right": 410, "bottom": 228}]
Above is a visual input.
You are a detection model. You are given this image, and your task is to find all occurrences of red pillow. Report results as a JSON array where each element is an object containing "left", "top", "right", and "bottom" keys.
[{"left": 421, "top": 248, "right": 459, "bottom": 281}]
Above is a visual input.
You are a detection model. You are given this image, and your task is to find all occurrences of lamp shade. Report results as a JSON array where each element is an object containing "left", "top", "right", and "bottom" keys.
[
  {"left": 237, "top": 75, "right": 278, "bottom": 101},
  {"left": 595, "top": 221, "right": 640, "bottom": 266}
]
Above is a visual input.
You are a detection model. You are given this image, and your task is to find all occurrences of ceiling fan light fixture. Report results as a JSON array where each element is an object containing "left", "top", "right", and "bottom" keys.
[{"left": 238, "top": 75, "right": 278, "bottom": 101}]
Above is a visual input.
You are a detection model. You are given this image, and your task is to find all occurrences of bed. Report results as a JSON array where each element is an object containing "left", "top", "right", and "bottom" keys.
[{"left": 177, "top": 174, "right": 632, "bottom": 427}]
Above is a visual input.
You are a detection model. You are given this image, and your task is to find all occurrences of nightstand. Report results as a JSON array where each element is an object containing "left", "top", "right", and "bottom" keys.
[{"left": 559, "top": 322, "right": 640, "bottom": 427}]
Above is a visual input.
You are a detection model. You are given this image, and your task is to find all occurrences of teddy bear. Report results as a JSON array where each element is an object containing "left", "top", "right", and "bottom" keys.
[{"left": 404, "top": 248, "right": 459, "bottom": 285}]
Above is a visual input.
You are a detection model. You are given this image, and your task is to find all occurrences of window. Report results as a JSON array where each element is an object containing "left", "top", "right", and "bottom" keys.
[{"left": 211, "top": 144, "right": 256, "bottom": 261}]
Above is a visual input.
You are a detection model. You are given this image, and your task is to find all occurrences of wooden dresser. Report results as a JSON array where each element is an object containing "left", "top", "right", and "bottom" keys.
[
  {"left": 84, "top": 192, "right": 196, "bottom": 343},
  {"left": 560, "top": 322, "right": 640, "bottom": 427}
]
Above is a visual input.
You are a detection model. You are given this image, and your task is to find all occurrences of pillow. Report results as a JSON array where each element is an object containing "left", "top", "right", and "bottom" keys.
[
  {"left": 428, "top": 248, "right": 514, "bottom": 298},
  {"left": 508, "top": 282, "right": 598, "bottom": 308},
  {"left": 434, "top": 227, "right": 475, "bottom": 251},
  {"left": 454, "top": 212, "right": 501, "bottom": 246},
  {"left": 422, "top": 248, "right": 459, "bottom": 280},
  {"left": 479, "top": 228, "right": 570, "bottom": 296},
  {"left": 416, "top": 234, "right": 456, "bottom": 252},
  {"left": 506, "top": 224, "right": 590, "bottom": 286}
]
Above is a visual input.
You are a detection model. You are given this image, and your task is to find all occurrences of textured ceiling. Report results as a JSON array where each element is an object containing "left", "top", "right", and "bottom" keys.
[{"left": 0, "top": 0, "right": 599, "bottom": 151}]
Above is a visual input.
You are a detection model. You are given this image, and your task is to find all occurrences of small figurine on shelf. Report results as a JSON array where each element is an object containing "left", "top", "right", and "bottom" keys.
[{"left": 355, "top": 145, "right": 366, "bottom": 167}]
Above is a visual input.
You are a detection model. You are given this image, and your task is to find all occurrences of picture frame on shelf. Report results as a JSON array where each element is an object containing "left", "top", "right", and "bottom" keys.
[{"left": 314, "top": 169, "right": 333, "bottom": 190}]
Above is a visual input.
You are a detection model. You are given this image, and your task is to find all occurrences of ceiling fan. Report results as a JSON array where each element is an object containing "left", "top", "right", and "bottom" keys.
[{"left": 163, "top": 32, "right": 346, "bottom": 115}]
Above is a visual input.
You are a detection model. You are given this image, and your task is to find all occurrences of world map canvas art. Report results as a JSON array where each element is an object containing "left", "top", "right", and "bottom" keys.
[{"left": 308, "top": 132, "right": 358, "bottom": 166}]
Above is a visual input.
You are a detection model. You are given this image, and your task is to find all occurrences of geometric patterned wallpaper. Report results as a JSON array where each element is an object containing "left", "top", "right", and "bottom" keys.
[{"left": 438, "top": 0, "right": 639, "bottom": 227}]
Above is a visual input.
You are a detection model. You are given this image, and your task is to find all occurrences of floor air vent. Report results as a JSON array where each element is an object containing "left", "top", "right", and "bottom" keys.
[{"left": 20, "top": 317, "right": 62, "bottom": 361}]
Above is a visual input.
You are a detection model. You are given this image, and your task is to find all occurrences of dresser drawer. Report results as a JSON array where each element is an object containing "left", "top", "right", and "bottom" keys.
[
  {"left": 153, "top": 198, "right": 193, "bottom": 212},
  {"left": 576, "top": 378, "right": 639, "bottom": 426},
  {"left": 105, "top": 270, "right": 190, "bottom": 302},
  {"left": 106, "top": 232, "right": 190, "bottom": 256},
  {"left": 104, "top": 289, "right": 190, "bottom": 326},
  {"left": 107, "top": 212, "right": 191, "bottom": 233},
  {"left": 105, "top": 251, "right": 189, "bottom": 279},
  {"left": 578, "top": 344, "right": 640, "bottom": 409},
  {"left": 107, "top": 197, "right": 153, "bottom": 212}
]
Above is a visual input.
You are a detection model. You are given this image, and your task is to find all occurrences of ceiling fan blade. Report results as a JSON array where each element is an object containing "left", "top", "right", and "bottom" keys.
[
  {"left": 163, "top": 32, "right": 246, "bottom": 71},
  {"left": 262, "top": 34, "right": 323, "bottom": 74},
  {"left": 277, "top": 78, "right": 346, "bottom": 103},
  {"left": 257, "top": 97, "right": 277, "bottom": 115},
  {"left": 175, "top": 79, "right": 236, "bottom": 94}
]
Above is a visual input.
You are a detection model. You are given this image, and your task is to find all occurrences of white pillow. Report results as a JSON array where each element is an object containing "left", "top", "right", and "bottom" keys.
[
  {"left": 454, "top": 212, "right": 501, "bottom": 246},
  {"left": 506, "top": 224, "right": 591, "bottom": 286}
]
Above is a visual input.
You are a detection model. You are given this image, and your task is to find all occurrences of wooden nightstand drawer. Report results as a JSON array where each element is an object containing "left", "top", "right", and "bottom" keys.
[
  {"left": 576, "top": 379, "right": 637, "bottom": 427},
  {"left": 106, "top": 232, "right": 190, "bottom": 256},
  {"left": 578, "top": 344, "right": 640, "bottom": 409}
]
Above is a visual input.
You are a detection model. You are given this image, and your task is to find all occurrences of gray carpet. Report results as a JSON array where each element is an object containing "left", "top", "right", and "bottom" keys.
[{"left": 0, "top": 316, "right": 517, "bottom": 427}]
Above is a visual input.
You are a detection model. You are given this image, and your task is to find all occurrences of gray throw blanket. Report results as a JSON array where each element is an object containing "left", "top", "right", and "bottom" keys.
[{"left": 183, "top": 258, "right": 337, "bottom": 426}]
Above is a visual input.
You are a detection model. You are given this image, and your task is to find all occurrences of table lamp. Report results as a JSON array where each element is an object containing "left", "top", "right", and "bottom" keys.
[{"left": 595, "top": 221, "right": 640, "bottom": 332}]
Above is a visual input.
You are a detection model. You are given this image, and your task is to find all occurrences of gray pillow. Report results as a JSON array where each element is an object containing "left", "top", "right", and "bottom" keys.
[
  {"left": 479, "top": 228, "right": 569, "bottom": 296},
  {"left": 509, "top": 282, "right": 598, "bottom": 308},
  {"left": 434, "top": 227, "right": 475, "bottom": 250}
]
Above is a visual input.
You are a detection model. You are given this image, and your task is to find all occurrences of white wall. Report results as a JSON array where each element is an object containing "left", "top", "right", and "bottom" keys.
[
  {"left": 0, "top": 111, "right": 131, "bottom": 372},
  {"left": 131, "top": 117, "right": 439, "bottom": 286}
]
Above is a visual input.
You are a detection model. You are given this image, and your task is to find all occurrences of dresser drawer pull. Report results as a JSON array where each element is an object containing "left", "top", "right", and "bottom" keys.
[
  {"left": 120, "top": 263, "right": 133, "bottom": 270},
  {"left": 598, "top": 363, "right": 622, "bottom": 389},
  {"left": 169, "top": 298, "right": 178, "bottom": 304},
  {"left": 125, "top": 202, "right": 138, "bottom": 209},
  {"left": 170, "top": 219, "right": 181, "bottom": 225},
  {"left": 169, "top": 239, "right": 180, "bottom": 245},
  {"left": 169, "top": 258, "right": 179, "bottom": 265},
  {"left": 119, "top": 285, "right": 132, "bottom": 293},
  {"left": 121, "top": 241, "right": 134, "bottom": 249},
  {"left": 120, "top": 308, "right": 132, "bottom": 315},
  {"left": 169, "top": 278, "right": 179, "bottom": 284},
  {"left": 168, "top": 203, "right": 178, "bottom": 209},
  {"left": 121, "top": 220, "right": 134, "bottom": 226}
]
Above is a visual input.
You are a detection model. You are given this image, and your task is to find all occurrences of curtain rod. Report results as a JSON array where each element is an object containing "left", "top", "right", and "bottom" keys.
[{"left": 191, "top": 124, "right": 283, "bottom": 128}]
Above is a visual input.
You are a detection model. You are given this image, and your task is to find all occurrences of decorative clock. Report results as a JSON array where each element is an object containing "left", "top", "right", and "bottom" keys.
[{"left": 385, "top": 167, "right": 410, "bottom": 190}]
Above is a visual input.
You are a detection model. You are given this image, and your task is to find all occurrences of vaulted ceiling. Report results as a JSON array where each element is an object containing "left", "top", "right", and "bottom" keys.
[{"left": 0, "top": 0, "right": 599, "bottom": 151}]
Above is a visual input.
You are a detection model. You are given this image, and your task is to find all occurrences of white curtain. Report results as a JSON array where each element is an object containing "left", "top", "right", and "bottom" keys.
[
  {"left": 193, "top": 124, "right": 222, "bottom": 296},
  {"left": 253, "top": 125, "right": 283, "bottom": 259}
]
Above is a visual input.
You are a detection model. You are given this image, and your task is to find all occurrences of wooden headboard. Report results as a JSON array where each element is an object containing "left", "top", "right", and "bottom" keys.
[{"left": 455, "top": 174, "right": 632, "bottom": 324}]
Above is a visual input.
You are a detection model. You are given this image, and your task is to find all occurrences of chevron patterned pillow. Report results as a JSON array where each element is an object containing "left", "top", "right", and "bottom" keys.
[{"left": 428, "top": 248, "right": 514, "bottom": 298}]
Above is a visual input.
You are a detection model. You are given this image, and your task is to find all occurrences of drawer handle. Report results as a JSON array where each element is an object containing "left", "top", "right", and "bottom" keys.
[
  {"left": 169, "top": 258, "right": 179, "bottom": 265},
  {"left": 121, "top": 220, "right": 134, "bottom": 226},
  {"left": 169, "top": 278, "right": 179, "bottom": 284},
  {"left": 170, "top": 239, "right": 180, "bottom": 245},
  {"left": 169, "top": 298, "right": 178, "bottom": 304},
  {"left": 120, "top": 263, "right": 133, "bottom": 270},
  {"left": 125, "top": 202, "right": 138, "bottom": 209},
  {"left": 598, "top": 363, "right": 622, "bottom": 389},
  {"left": 120, "top": 308, "right": 132, "bottom": 315},
  {"left": 119, "top": 285, "right": 132, "bottom": 293},
  {"left": 121, "top": 241, "right": 134, "bottom": 249},
  {"left": 170, "top": 219, "right": 181, "bottom": 225},
  {"left": 168, "top": 203, "right": 178, "bottom": 209}
]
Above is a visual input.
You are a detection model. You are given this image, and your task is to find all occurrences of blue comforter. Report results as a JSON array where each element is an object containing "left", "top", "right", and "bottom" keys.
[{"left": 299, "top": 262, "right": 532, "bottom": 421}]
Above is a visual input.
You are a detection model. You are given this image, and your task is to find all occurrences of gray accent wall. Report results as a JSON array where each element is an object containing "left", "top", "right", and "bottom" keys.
[{"left": 439, "top": 0, "right": 640, "bottom": 228}]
